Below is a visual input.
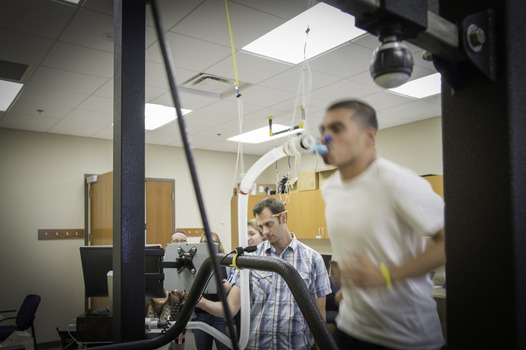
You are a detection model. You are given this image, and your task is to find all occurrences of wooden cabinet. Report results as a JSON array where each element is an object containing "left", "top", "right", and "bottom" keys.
[
  {"left": 423, "top": 175, "right": 444, "bottom": 199},
  {"left": 230, "top": 194, "right": 268, "bottom": 250},
  {"left": 295, "top": 190, "right": 328, "bottom": 239},
  {"left": 230, "top": 190, "right": 329, "bottom": 247}
]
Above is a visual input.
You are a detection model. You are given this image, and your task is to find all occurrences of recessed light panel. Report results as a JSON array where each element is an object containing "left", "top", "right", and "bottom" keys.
[
  {"left": 388, "top": 73, "right": 442, "bottom": 99},
  {"left": 242, "top": 2, "right": 365, "bottom": 64},
  {"left": 145, "top": 103, "right": 192, "bottom": 131},
  {"left": 0, "top": 80, "right": 23, "bottom": 111}
]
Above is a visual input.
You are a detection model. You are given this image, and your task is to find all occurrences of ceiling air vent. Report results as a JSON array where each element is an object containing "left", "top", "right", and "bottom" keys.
[
  {"left": 179, "top": 73, "right": 250, "bottom": 98},
  {"left": 0, "top": 59, "right": 29, "bottom": 82}
]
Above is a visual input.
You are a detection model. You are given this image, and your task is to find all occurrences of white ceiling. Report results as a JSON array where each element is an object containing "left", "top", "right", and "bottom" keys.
[{"left": 0, "top": 0, "right": 441, "bottom": 155}]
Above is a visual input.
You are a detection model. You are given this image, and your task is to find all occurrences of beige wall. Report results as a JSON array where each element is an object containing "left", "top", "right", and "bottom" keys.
[
  {"left": 0, "top": 128, "right": 261, "bottom": 343},
  {"left": 0, "top": 116, "right": 442, "bottom": 343}
]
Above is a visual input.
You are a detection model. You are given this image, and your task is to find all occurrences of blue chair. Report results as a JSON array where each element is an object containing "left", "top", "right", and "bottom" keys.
[{"left": 0, "top": 294, "right": 41, "bottom": 350}]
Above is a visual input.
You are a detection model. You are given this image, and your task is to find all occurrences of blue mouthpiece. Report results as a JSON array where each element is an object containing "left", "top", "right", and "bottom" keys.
[{"left": 314, "top": 143, "right": 328, "bottom": 155}]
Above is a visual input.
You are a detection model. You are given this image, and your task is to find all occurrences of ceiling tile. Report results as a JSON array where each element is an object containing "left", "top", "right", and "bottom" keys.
[
  {"left": 27, "top": 67, "right": 108, "bottom": 95},
  {"left": 377, "top": 111, "right": 414, "bottom": 129},
  {"left": 146, "top": 33, "right": 232, "bottom": 73},
  {"left": 0, "top": 112, "right": 60, "bottom": 132},
  {"left": 259, "top": 65, "right": 341, "bottom": 94},
  {"left": 232, "top": 85, "right": 295, "bottom": 109},
  {"left": 145, "top": 0, "right": 203, "bottom": 31},
  {"left": 60, "top": 9, "right": 114, "bottom": 52},
  {"left": 309, "top": 41, "right": 374, "bottom": 79},
  {"left": 83, "top": 0, "right": 114, "bottom": 16},
  {"left": 232, "top": 0, "right": 311, "bottom": 21},
  {"left": 92, "top": 125, "right": 113, "bottom": 140},
  {"left": 0, "top": 29, "right": 54, "bottom": 71},
  {"left": 145, "top": 121, "right": 180, "bottom": 145},
  {"left": 361, "top": 91, "right": 415, "bottom": 111},
  {"left": 197, "top": 99, "right": 260, "bottom": 117},
  {"left": 48, "top": 119, "right": 109, "bottom": 137},
  {"left": 42, "top": 42, "right": 114, "bottom": 78},
  {"left": 172, "top": 0, "right": 285, "bottom": 49},
  {"left": 0, "top": 0, "right": 75, "bottom": 39},
  {"left": 387, "top": 100, "right": 441, "bottom": 120},
  {"left": 206, "top": 51, "right": 292, "bottom": 85},
  {"left": 16, "top": 85, "right": 89, "bottom": 110},
  {"left": 77, "top": 95, "right": 113, "bottom": 114},
  {"left": 93, "top": 79, "right": 114, "bottom": 99},
  {"left": 312, "top": 79, "right": 379, "bottom": 101},
  {"left": 9, "top": 100, "right": 72, "bottom": 120},
  {"left": 65, "top": 109, "right": 112, "bottom": 124}
]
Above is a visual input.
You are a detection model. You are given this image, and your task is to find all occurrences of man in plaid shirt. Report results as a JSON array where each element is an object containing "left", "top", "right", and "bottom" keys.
[{"left": 197, "top": 197, "right": 331, "bottom": 350}]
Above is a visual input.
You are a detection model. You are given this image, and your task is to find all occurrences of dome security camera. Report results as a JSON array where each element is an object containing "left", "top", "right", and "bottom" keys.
[{"left": 370, "top": 35, "right": 414, "bottom": 89}]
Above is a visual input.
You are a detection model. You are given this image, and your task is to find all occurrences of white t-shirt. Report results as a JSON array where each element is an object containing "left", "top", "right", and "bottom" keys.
[{"left": 322, "top": 157, "right": 444, "bottom": 350}]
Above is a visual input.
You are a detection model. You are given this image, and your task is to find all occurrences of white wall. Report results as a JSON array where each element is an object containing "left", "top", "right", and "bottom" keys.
[
  {"left": 0, "top": 116, "right": 442, "bottom": 343},
  {"left": 0, "top": 128, "right": 260, "bottom": 343}
]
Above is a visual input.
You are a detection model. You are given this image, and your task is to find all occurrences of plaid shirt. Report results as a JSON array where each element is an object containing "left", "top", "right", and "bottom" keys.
[{"left": 234, "top": 234, "right": 331, "bottom": 350}]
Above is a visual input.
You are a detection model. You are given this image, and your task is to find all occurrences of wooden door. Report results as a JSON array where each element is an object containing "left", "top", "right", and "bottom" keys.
[
  {"left": 87, "top": 171, "right": 113, "bottom": 310},
  {"left": 145, "top": 179, "right": 174, "bottom": 246},
  {"left": 87, "top": 173, "right": 174, "bottom": 311},
  {"left": 89, "top": 171, "right": 113, "bottom": 246}
]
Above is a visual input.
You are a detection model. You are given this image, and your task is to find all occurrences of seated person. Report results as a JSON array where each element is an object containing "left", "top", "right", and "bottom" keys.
[{"left": 145, "top": 290, "right": 185, "bottom": 350}]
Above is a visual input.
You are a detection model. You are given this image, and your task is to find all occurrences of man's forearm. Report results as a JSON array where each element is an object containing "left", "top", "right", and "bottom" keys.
[
  {"left": 391, "top": 228, "right": 446, "bottom": 281},
  {"left": 196, "top": 285, "right": 241, "bottom": 318}
]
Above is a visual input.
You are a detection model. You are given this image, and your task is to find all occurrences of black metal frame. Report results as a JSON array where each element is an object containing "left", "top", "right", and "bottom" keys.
[{"left": 88, "top": 254, "right": 338, "bottom": 350}]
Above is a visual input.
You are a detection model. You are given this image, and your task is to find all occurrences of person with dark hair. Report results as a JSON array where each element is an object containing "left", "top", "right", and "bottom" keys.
[
  {"left": 319, "top": 99, "right": 446, "bottom": 350},
  {"left": 196, "top": 197, "right": 331, "bottom": 350}
]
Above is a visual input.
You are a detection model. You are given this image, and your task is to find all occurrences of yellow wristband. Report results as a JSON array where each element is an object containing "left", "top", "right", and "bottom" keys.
[{"left": 379, "top": 263, "right": 392, "bottom": 291}]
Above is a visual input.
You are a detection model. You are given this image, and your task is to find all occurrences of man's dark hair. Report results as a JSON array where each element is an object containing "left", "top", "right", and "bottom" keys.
[
  {"left": 327, "top": 99, "right": 378, "bottom": 131},
  {"left": 253, "top": 197, "right": 286, "bottom": 223}
]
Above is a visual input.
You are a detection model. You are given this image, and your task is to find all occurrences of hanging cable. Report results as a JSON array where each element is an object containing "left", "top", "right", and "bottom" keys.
[
  {"left": 221, "top": 0, "right": 246, "bottom": 232},
  {"left": 149, "top": 2, "right": 239, "bottom": 350}
]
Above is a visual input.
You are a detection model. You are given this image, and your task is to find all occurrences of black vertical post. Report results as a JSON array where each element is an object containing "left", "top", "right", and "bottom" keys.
[
  {"left": 113, "top": 0, "right": 146, "bottom": 343},
  {"left": 440, "top": 1, "right": 526, "bottom": 349}
]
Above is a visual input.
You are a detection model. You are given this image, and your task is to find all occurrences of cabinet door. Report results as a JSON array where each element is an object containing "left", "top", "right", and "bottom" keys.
[
  {"left": 295, "top": 190, "right": 328, "bottom": 239},
  {"left": 423, "top": 175, "right": 444, "bottom": 199},
  {"left": 282, "top": 192, "right": 301, "bottom": 234},
  {"left": 145, "top": 179, "right": 174, "bottom": 246}
]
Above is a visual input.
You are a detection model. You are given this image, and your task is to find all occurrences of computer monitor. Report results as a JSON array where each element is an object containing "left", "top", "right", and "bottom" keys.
[
  {"left": 163, "top": 243, "right": 218, "bottom": 294},
  {"left": 79, "top": 244, "right": 164, "bottom": 298}
]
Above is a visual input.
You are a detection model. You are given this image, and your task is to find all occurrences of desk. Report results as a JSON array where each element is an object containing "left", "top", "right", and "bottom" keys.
[{"left": 76, "top": 314, "right": 112, "bottom": 343}]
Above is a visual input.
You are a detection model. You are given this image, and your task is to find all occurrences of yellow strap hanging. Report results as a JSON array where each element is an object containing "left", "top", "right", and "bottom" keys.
[{"left": 225, "top": 0, "right": 239, "bottom": 89}]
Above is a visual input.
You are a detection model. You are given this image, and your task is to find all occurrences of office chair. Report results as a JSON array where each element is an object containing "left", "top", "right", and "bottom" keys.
[{"left": 0, "top": 294, "right": 41, "bottom": 350}]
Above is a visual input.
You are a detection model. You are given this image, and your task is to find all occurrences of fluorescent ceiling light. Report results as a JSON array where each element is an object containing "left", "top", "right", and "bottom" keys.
[
  {"left": 388, "top": 73, "right": 442, "bottom": 99},
  {"left": 242, "top": 2, "right": 365, "bottom": 64},
  {"left": 228, "top": 124, "right": 303, "bottom": 144},
  {"left": 145, "top": 103, "right": 192, "bottom": 131},
  {"left": 0, "top": 80, "right": 23, "bottom": 111}
]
